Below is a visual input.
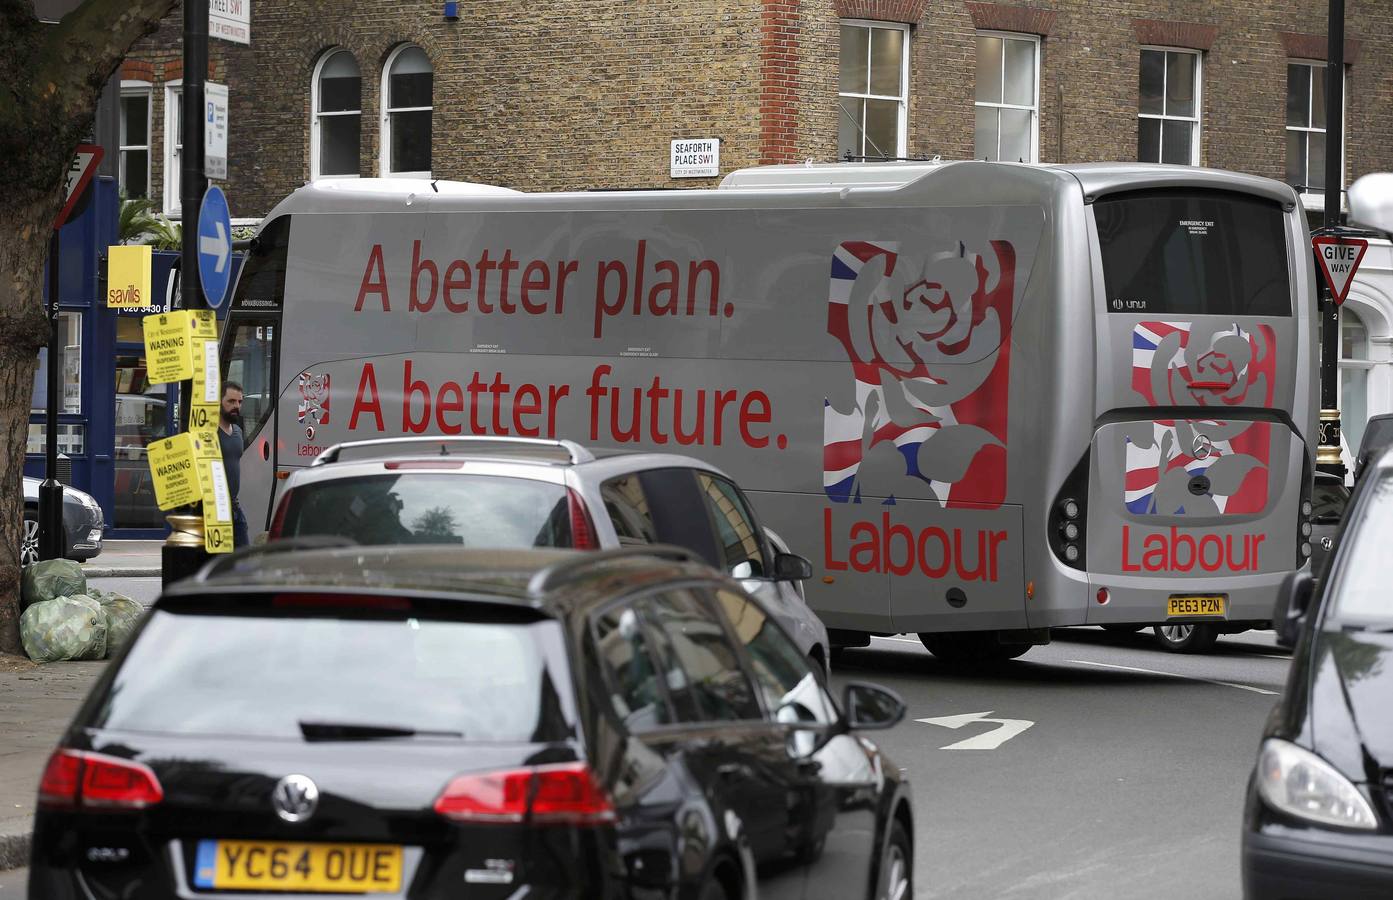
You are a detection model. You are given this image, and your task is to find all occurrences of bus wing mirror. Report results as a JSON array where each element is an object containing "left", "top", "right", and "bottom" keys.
[
  {"left": 1274, "top": 570, "right": 1316, "bottom": 649},
  {"left": 1348, "top": 173, "right": 1393, "bottom": 236}
]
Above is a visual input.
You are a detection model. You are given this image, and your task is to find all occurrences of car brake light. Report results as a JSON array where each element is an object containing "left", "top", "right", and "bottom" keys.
[
  {"left": 268, "top": 490, "right": 292, "bottom": 538},
  {"left": 567, "top": 489, "right": 598, "bottom": 550},
  {"left": 38, "top": 750, "right": 164, "bottom": 810},
  {"left": 434, "top": 762, "right": 614, "bottom": 825},
  {"left": 383, "top": 460, "right": 465, "bottom": 470}
]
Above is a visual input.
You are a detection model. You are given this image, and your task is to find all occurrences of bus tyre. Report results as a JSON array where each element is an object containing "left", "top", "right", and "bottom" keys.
[
  {"left": 918, "top": 631, "right": 1031, "bottom": 663},
  {"left": 1152, "top": 623, "right": 1220, "bottom": 654}
]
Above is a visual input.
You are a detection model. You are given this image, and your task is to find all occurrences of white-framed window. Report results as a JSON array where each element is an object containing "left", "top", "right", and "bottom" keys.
[
  {"left": 311, "top": 49, "right": 362, "bottom": 180},
  {"left": 1287, "top": 60, "right": 1345, "bottom": 198},
  {"left": 1137, "top": 48, "right": 1201, "bottom": 165},
  {"left": 974, "top": 32, "right": 1040, "bottom": 163},
  {"left": 119, "top": 81, "right": 152, "bottom": 199},
  {"left": 163, "top": 81, "right": 183, "bottom": 216},
  {"left": 837, "top": 20, "right": 909, "bottom": 161},
  {"left": 380, "top": 44, "right": 432, "bottom": 177},
  {"left": 1339, "top": 309, "right": 1371, "bottom": 467}
]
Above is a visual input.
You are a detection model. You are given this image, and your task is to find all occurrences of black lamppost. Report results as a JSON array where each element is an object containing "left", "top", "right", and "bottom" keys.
[{"left": 1316, "top": 0, "right": 1346, "bottom": 480}]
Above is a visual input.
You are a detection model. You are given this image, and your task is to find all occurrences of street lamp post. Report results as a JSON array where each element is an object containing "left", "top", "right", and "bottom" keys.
[{"left": 1317, "top": 0, "right": 1346, "bottom": 480}]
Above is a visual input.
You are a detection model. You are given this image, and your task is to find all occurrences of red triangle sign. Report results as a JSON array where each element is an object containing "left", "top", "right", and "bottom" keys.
[{"left": 1312, "top": 235, "right": 1369, "bottom": 306}]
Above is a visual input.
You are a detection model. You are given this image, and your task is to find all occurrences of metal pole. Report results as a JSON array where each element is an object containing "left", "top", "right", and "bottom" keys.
[
  {"left": 1317, "top": 0, "right": 1346, "bottom": 479},
  {"left": 179, "top": 0, "right": 209, "bottom": 435},
  {"left": 38, "top": 232, "right": 64, "bottom": 560}
]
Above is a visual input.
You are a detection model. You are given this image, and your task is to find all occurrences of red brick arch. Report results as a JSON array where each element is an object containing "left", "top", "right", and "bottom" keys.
[{"left": 834, "top": 1, "right": 926, "bottom": 25}]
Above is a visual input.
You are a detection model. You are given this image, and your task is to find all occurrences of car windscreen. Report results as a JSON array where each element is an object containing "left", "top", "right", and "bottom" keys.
[
  {"left": 281, "top": 473, "right": 572, "bottom": 547},
  {"left": 1326, "top": 474, "right": 1393, "bottom": 628},
  {"left": 87, "top": 602, "right": 575, "bottom": 742},
  {"left": 1095, "top": 189, "right": 1291, "bottom": 317}
]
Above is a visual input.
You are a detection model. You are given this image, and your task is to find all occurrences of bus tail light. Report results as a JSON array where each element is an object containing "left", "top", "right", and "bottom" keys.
[
  {"left": 567, "top": 489, "right": 598, "bottom": 550},
  {"left": 1048, "top": 452, "right": 1090, "bottom": 570}
]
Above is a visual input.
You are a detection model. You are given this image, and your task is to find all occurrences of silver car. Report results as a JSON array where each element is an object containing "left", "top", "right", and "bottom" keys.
[
  {"left": 268, "top": 437, "right": 831, "bottom": 673},
  {"left": 22, "top": 476, "right": 104, "bottom": 567}
]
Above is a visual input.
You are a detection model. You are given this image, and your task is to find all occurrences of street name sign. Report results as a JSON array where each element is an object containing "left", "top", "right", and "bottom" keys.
[
  {"left": 106, "top": 245, "right": 153, "bottom": 309},
  {"left": 209, "top": 0, "right": 250, "bottom": 44},
  {"left": 204, "top": 82, "right": 229, "bottom": 180},
  {"left": 54, "top": 144, "right": 104, "bottom": 229},
  {"left": 198, "top": 186, "right": 233, "bottom": 307},
  {"left": 1313, "top": 235, "right": 1369, "bottom": 306},
  {"left": 671, "top": 139, "right": 719, "bottom": 178}
]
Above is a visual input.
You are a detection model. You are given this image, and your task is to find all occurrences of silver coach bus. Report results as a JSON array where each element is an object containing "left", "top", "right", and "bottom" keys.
[{"left": 221, "top": 161, "right": 1318, "bottom": 662}]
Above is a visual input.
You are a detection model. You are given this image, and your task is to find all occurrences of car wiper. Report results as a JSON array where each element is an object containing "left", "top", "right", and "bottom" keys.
[{"left": 298, "top": 721, "right": 463, "bottom": 741}]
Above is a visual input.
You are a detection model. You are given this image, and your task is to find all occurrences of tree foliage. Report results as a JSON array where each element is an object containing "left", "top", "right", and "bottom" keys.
[{"left": 0, "top": 0, "right": 180, "bottom": 654}]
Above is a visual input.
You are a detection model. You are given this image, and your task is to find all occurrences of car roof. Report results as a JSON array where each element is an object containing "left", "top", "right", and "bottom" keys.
[
  {"left": 286, "top": 437, "right": 732, "bottom": 488},
  {"left": 161, "top": 544, "right": 724, "bottom": 618}
]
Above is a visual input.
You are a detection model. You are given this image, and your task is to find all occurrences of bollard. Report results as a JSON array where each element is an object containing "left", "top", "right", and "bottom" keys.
[{"left": 162, "top": 512, "right": 211, "bottom": 587}]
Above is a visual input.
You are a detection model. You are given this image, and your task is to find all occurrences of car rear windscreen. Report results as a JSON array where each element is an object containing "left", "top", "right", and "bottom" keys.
[
  {"left": 1095, "top": 189, "right": 1291, "bottom": 317},
  {"left": 281, "top": 473, "right": 571, "bottom": 547},
  {"left": 88, "top": 605, "right": 574, "bottom": 742}
]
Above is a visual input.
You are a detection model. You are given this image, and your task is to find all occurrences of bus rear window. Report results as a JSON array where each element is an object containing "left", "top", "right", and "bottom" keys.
[{"left": 1095, "top": 190, "right": 1291, "bottom": 317}]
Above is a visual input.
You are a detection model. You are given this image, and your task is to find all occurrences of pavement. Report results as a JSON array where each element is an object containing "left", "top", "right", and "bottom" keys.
[{"left": 1, "top": 543, "right": 163, "bottom": 869}]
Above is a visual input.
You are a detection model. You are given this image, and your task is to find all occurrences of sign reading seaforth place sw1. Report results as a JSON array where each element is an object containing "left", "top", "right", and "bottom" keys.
[
  {"left": 1313, "top": 235, "right": 1370, "bottom": 306},
  {"left": 671, "top": 139, "right": 720, "bottom": 178},
  {"left": 209, "top": 0, "right": 250, "bottom": 44}
]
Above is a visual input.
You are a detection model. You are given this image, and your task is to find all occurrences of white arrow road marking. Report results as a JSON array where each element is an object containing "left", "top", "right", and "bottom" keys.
[
  {"left": 199, "top": 221, "right": 230, "bottom": 273},
  {"left": 1066, "top": 659, "right": 1277, "bottom": 695},
  {"left": 915, "top": 711, "right": 1034, "bottom": 750}
]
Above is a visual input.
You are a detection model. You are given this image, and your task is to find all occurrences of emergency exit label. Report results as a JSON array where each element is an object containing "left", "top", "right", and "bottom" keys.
[
  {"left": 671, "top": 139, "right": 719, "bottom": 178},
  {"left": 1313, "top": 235, "right": 1369, "bottom": 306}
]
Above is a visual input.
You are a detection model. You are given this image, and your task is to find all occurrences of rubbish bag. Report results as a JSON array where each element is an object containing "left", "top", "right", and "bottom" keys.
[
  {"left": 99, "top": 593, "right": 145, "bottom": 657},
  {"left": 20, "top": 595, "right": 108, "bottom": 663},
  {"left": 20, "top": 559, "right": 86, "bottom": 609}
]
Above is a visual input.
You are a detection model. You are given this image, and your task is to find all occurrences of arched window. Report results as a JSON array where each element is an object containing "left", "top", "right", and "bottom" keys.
[
  {"left": 311, "top": 49, "right": 362, "bottom": 179},
  {"left": 381, "top": 45, "right": 432, "bottom": 177},
  {"left": 1340, "top": 308, "right": 1371, "bottom": 463}
]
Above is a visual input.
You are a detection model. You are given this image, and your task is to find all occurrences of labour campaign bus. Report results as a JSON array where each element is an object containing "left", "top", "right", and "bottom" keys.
[{"left": 222, "top": 161, "right": 1318, "bottom": 661}]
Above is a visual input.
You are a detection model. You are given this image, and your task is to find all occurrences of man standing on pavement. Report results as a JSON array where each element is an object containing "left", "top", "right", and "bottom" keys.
[{"left": 218, "top": 381, "right": 249, "bottom": 548}]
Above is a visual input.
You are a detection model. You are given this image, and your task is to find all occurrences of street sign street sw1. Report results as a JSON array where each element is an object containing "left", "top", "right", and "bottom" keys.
[
  {"left": 1313, "top": 235, "right": 1370, "bottom": 306},
  {"left": 198, "top": 186, "right": 233, "bottom": 308},
  {"left": 54, "top": 144, "right": 104, "bottom": 229},
  {"left": 210, "top": 0, "right": 250, "bottom": 44}
]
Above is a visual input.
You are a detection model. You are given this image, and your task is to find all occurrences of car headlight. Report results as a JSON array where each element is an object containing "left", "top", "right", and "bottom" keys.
[{"left": 1256, "top": 739, "right": 1378, "bottom": 830}]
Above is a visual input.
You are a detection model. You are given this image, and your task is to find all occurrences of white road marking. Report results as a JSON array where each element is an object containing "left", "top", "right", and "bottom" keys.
[
  {"left": 1066, "top": 659, "right": 1278, "bottom": 695},
  {"left": 917, "top": 711, "right": 1035, "bottom": 750},
  {"left": 870, "top": 636, "right": 922, "bottom": 645}
]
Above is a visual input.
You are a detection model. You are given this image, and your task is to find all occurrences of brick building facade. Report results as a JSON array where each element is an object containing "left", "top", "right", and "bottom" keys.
[{"left": 117, "top": 1, "right": 1393, "bottom": 221}]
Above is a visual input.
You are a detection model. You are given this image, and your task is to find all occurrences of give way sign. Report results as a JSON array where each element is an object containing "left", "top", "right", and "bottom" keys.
[{"left": 1313, "top": 235, "right": 1370, "bottom": 306}]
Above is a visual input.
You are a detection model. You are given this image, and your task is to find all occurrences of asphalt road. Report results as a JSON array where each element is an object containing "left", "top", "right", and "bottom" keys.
[
  {"left": 828, "top": 628, "right": 1290, "bottom": 900},
  {"left": 0, "top": 595, "right": 1288, "bottom": 899}
]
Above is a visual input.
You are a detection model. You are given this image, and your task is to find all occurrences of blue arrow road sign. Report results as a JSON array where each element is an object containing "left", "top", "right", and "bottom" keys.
[{"left": 197, "top": 186, "right": 233, "bottom": 308}]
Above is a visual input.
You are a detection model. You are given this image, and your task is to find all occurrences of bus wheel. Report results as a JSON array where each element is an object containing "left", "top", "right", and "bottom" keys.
[
  {"left": 1152, "top": 623, "right": 1220, "bottom": 653},
  {"left": 918, "top": 632, "right": 1031, "bottom": 663}
]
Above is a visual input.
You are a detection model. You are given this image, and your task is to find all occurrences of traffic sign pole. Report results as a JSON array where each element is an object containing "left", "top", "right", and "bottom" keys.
[{"left": 1317, "top": 0, "right": 1346, "bottom": 481}]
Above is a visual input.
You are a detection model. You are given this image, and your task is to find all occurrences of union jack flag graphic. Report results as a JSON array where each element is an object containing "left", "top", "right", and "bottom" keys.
[
  {"left": 1125, "top": 321, "right": 1277, "bottom": 516},
  {"left": 822, "top": 240, "right": 1014, "bottom": 507}
]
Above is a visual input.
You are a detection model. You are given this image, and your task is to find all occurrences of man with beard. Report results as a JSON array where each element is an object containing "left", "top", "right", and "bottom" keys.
[{"left": 218, "top": 381, "right": 249, "bottom": 548}]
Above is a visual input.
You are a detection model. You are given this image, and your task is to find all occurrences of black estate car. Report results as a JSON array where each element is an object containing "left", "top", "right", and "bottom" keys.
[
  {"left": 1241, "top": 447, "right": 1393, "bottom": 899},
  {"left": 29, "top": 543, "right": 913, "bottom": 900}
]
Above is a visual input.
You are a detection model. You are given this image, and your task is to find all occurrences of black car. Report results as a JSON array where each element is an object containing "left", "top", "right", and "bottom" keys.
[
  {"left": 1353, "top": 412, "right": 1393, "bottom": 482},
  {"left": 29, "top": 543, "right": 913, "bottom": 900},
  {"left": 22, "top": 475, "right": 104, "bottom": 567},
  {"left": 1241, "top": 448, "right": 1393, "bottom": 899}
]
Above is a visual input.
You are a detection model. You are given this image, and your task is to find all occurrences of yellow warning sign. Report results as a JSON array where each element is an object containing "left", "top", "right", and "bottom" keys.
[
  {"left": 143, "top": 310, "right": 217, "bottom": 384},
  {"left": 106, "top": 245, "right": 152, "bottom": 309},
  {"left": 146, "top": 432, "right": 203, "bottom": 510},
  {"left": 190, "top": 336, "right": 221, "bottom": 429},
  {"left": 199, "top": 456, "right": 233, "bottom": 555},
  {"left": 204, "top": 521, "right": 233, "bottom": 554}
]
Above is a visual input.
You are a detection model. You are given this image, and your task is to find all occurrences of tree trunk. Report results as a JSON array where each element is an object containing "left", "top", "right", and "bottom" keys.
[{"left": 0, "top": 201, "right": 57, "bottom": 654}]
